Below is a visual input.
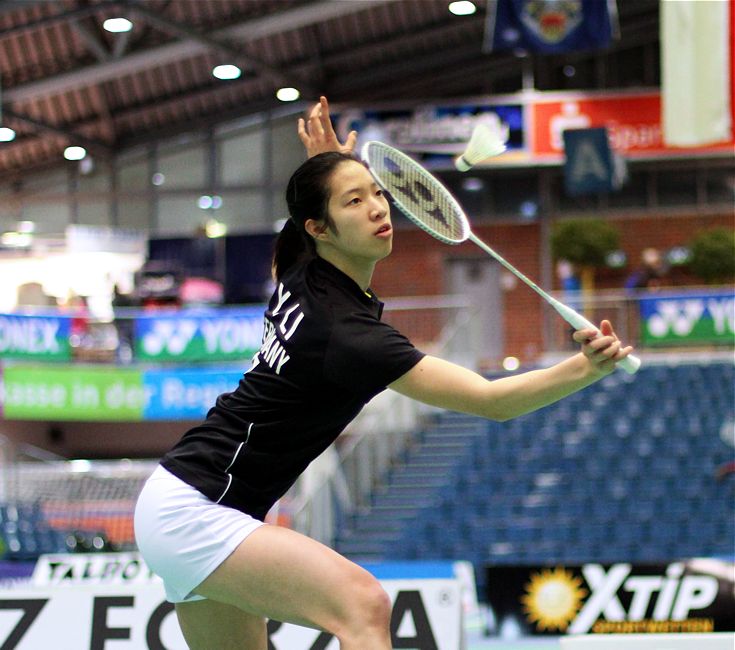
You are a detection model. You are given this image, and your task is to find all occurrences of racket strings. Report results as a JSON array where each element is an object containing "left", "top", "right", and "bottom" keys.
[{"left": 366, "top": 143, "right": 468, "bottom": 244}]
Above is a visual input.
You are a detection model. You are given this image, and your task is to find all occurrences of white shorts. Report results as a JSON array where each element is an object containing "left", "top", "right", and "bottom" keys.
[{"left": 134, "top": 465, "right": 265, "bottom": 603}]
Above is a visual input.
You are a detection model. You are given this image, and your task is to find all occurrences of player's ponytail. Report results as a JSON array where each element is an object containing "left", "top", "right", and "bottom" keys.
[
  {"left": 273, "top": 151, "right": 357, "bottom": 281},
  {"left": 272, "top": 218, "right": 313, "bottom": 281}
]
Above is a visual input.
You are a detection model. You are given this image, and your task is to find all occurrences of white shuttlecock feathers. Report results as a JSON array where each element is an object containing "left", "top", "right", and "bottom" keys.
[{"left": 455, "top": 124, "right": 507, "bottom": 171}]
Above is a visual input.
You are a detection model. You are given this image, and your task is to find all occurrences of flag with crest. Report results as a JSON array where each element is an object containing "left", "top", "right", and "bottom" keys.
[{"left": 484, "top": 0, "right": 618, "bottom": 54}]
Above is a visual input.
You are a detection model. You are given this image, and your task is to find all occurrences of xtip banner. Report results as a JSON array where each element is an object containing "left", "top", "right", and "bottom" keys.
[{"left": 485, "top": 560, "right": 735, "bottom": 636}]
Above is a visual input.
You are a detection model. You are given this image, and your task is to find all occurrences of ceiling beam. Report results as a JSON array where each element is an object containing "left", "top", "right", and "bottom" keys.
[
  {"left": 0, "top": 2, "right": 116, "bottom": 37},
  {"left": 121, "top": 0, "right": 315, "bottom": 94},
  {"left": 69, "top": 19, "right": 112, "bottom": 63},
  {"left": 3, "top": 107, "right": 112, "bottom": 157},
  {"left": 3, "top": 0, "right": 400, "bottom": 104}
]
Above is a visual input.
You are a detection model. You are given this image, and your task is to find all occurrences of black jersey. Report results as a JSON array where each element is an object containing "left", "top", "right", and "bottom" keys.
[{"left": 160, "top": 257, "right": 425, "bottom": 520}]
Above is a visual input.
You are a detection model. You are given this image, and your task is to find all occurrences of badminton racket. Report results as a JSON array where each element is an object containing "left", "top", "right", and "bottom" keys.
[{"left": 361, "top": 140, "right": 641, "bottom": 375}]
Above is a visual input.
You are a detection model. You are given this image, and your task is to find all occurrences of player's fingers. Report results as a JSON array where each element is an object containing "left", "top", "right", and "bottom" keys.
[
  {"left": 308, "top": 101, "right": 321, "bottom": 120},
  {"left": 343, "top": 130, "right": 358, "bottom": 153},
  {"left": 572, "top": 328, "right": 598, "bottom": 344},
  {"left": 297, "top": 118, "right": 308, "bottom": 143},
  {"left": 319, "top": 96, "right": 331, "bottom": 127},
  {"left": 309, "top": 114, "right": 325, "bottom": 136},
  {"left": 586, "top": 335, "right": 616, "bottom": 354},
  {"left": 597, "top": 340, "right": 621, "bottom": 360},
  {"left": 614, "top": 345, "right": 634, "bottom": 361}
]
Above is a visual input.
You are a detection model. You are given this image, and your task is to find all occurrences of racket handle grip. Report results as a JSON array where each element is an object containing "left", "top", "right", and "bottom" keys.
[{"left": 551, "top": 300, "right": 642, "bottom": 375}]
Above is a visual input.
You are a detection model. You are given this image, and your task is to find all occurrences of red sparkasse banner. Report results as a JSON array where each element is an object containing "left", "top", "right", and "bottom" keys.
[{"left": 531, "top": 91, "right": 735, "bottom": 160}]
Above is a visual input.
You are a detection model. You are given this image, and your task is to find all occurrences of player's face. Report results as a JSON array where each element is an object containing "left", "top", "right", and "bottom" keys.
[{"left": 322, "top": 160, "right": 393, "bottom": 263}]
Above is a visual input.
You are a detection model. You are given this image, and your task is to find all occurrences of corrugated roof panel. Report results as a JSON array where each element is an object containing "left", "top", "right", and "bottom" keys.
[{"left": 0, "top": 0, "right": 662, "bottom": 176}]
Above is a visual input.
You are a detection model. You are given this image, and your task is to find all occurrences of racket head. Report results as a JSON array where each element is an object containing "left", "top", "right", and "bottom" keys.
[{"left": 361, "top": 140, "right": 470, "bottom": 245}]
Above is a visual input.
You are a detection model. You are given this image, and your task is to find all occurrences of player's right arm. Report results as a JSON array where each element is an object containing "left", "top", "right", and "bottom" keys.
[{"left": 389, "top": 320, "right": 632, "bottom": 421}]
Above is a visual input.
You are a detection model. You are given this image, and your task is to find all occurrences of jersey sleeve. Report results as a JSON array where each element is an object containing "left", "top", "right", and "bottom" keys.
[{"left": 324, "top": 312, "right": 425, "bottom": 399}]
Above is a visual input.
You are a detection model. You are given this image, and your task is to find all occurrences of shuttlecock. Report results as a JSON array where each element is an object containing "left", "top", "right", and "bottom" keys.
[{"left": 455, "top": 124, "right": 507, "bottom": 171}]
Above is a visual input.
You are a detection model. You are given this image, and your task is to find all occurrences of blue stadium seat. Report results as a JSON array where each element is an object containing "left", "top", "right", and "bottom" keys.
[{"left": 335, "top": 361, "right": 735, "bottom": 601}]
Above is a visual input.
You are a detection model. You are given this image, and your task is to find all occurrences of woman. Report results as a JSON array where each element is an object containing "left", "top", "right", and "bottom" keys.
[{"left": 134, "top": 97, "right": 633, "bottom": 649}]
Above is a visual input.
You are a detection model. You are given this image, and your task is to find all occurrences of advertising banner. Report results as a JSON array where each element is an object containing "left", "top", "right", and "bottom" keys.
[
  {"left": 638, "top": 290, "right": 735, "bottom": 346},
  {"left": 531, "top": 91, "right": 735, "bottom": 161},
  {"left": 0, "top": 575, "right": 462, "bottom": 649},
  {"left": 1, "top": 365, "right": 144, "bottom": 421},
  {"left": 335, "top": 101, "right": 527, "bottom": 166},
  {"left": 485, "top": 560, "right": 735, "bottom": 637},
  {"left": 142, "top": 367, "right": 243, "bottom": 420},
  {"left": 0, "top": 313, "right": 71, "bottom": 361},
  {"left": 134, "top": 307, "right": 263, "bottom": 363},
  {"left": 0, "top": 363, "right": 249, "bottom": 421}
]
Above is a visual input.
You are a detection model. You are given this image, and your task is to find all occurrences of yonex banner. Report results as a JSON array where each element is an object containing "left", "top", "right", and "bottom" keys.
[
  {"left": 0, "top": 364, "right": 247, "bottom": 421},
  {"left": 0, "top": 578, "right": 461, "bottom": 649},
  {"left": 485, "top": 560, "right": 735, "bottom": 636},
  {"left": 0, "top": 314, "right": 71, "bottom": 361},
  {"left": 134, "top": 306, "right": 263, "bottom": 362},
  {"left": 639, "top": 290, "right": 735, "bottom": 346}
]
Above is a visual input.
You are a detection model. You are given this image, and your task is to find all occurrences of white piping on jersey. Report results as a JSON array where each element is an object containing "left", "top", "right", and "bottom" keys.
[{"left": 215, "top": 422, "right": 253, "bottom": 504}]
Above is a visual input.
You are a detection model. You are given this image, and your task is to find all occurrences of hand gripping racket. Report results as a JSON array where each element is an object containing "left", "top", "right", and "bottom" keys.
[{"left": 361, "top": 140, "right": 641, "bottom": 375}]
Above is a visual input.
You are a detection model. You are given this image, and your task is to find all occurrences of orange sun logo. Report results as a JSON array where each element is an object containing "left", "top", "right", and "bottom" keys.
[{"left": 521, "top": 566, "right": 587, "bottom": 632}]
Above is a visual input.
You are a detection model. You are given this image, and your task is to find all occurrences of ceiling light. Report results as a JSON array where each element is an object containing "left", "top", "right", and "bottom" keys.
[
  {"left": 448, "top": 1, "right": 476, "bottom": 16},
  {"left": 502, "top": 356, "right": 520, "bottom": 371},
  {"left": 0, "top": 127, "right": 16, "bottom": 142},
  {"left": 276, "top": 87, "right": 300, "bottom": 102},
  {"left": 103, "top": 17, "right": 133, "bottom": 33},
  {"left": 64, "top": 146, "right": 87, "bottom": 161},
  {"left": 16, "top": 221, "right": 35, "bottom": 234},
  {"left": 213, "top": 64, "right": 241, "bottom": 80},
  {"left": 0, "top": 232, "right": 32, "bottom": 248},
  {"left": 205, "top": 219, "right": 227, "bottom": 238},
  {"left": 461, "top": 177, "right": 484, "bottom": 192}
]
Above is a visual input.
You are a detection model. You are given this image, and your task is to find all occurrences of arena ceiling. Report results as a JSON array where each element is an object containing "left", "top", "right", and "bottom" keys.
[{"left": 0, "top": 0, "right": 660, "bottom": 178}]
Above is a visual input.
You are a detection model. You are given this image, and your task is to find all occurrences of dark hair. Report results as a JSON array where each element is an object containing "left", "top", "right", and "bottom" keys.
[{"left": 272, "top": 151, "right": 358, "bottom": 281}]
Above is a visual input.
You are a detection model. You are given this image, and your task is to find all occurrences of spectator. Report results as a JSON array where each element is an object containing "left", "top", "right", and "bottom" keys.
[{"left": 625, "top": 247, "right": 669, "bottom": 290}]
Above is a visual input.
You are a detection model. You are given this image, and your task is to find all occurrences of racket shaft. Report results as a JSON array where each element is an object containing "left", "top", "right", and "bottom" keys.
[{"left": 467, "top": 235, "right": 641, "bottom": 375}]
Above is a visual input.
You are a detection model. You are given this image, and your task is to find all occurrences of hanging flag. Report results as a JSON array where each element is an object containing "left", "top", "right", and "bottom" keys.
[
  {"left": 484, "top": 0, "right": 619, "bottom": 54},
  {"left": 661, "top": 0, "right": 733, "bottom": 146}
]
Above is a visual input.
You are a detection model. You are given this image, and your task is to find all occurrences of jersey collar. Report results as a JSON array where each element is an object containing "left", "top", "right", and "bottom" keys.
[{"left": 312, "top": 256, "right": 383, "bottom": 311}]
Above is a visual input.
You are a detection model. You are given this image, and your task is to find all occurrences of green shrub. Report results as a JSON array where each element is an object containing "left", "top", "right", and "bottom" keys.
[
  {"left": 688, "top": 228, "right": 735, "bottom": 283},
  {"left": 551, "top": 218, "right": 620, "bottom": 268}
]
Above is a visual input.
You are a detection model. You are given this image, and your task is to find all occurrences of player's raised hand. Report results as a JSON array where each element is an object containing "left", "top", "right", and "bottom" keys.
[{"left": 298, "top": 96, "right": 357, "bottom": 158}]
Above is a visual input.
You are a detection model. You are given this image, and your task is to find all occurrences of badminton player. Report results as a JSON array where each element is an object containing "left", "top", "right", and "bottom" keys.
[{"left": 134, "top": 97, "right": 634, "bottom": 649}]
